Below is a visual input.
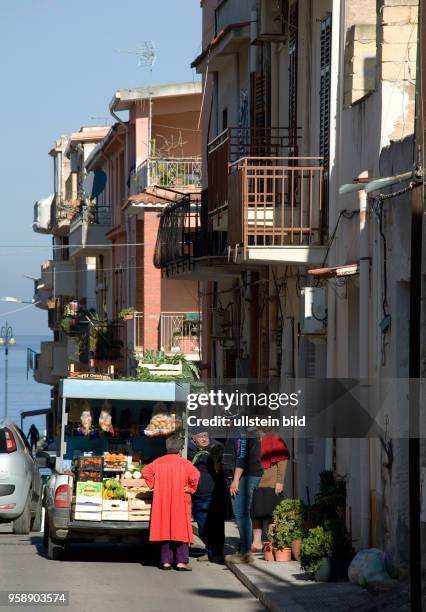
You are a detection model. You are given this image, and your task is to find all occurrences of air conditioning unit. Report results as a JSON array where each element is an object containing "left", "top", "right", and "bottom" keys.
[
  {"left": 256, "top": 0, "right": 287, "bottom": 42},
  {"left": 300, "top": 286, "right": 327, "bottom": 334}
]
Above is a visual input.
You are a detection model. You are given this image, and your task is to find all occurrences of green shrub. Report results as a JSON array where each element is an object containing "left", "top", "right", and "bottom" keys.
[
  {"left": 300, "top": 527, "right": 333, "bottom": 578},
  {"left": 272, "top": 498, "right": 304, "bottom": 543}
]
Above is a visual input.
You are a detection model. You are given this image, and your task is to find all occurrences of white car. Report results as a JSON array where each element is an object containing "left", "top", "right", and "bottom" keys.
[{"left": 0, "top": 420, "right": 43, "bottom": 534}]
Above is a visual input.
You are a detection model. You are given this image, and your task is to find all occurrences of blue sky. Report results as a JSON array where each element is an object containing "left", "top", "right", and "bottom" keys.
[{"left": 0, "top": 0, "right": 201, "bottom": 335}]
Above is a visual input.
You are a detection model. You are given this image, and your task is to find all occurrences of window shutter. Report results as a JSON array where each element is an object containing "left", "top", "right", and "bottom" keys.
[
  {"left": 319, "top": 15, "right": 332, "bottom": 162},
  {"left": 288, "top": 1, "right": 298, "bottom": 153}
]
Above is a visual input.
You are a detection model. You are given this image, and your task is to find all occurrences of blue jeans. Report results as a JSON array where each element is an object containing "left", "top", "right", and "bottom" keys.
[{"left": 230, "top": 475, "right": 261, "bottom": 554}]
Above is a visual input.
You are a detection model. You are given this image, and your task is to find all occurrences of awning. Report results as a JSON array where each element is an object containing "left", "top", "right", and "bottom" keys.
[
  {"left": 307, "top": 263, "right": 360, "bottom": 279},
  {"left": 32, "top": 194, "right": 54, "bottom": 234}
]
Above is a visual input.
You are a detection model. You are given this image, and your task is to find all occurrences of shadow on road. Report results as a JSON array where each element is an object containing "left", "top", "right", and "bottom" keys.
[
  {"left": 188, "top": 588, "right": 246, "bottom": 600},
  {"left": 30, "top": 535, "right": 161, "bottom": 566}
]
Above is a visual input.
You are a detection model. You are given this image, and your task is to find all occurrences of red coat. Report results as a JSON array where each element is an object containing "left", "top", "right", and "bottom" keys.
[{"left": 142, "top": 454, "right": 200, "bottom": 543}]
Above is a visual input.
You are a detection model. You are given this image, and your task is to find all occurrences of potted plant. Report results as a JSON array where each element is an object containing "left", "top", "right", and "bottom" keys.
[
  {"left": 119, "top": 307, "right": 135, "bottom": 321},
  {"left": 268, "top": 521, "right": 292, "bottom": 561},
  {"left": 262, "top": 540, "right": 274, "bottom": 561},
  {"left": 272, "top": 499, "right": 304, "bottom": 561},
  {"left": 300, "top": 526, "right": 333, "bottom": 579}
]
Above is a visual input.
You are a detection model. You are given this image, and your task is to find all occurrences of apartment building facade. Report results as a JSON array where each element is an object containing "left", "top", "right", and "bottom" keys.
[
  {"left": 31, "top": 82, "right": 203, "bottom": 436},
  {"left": 154, "top": 0, "right": 425, "bottom": 572}
]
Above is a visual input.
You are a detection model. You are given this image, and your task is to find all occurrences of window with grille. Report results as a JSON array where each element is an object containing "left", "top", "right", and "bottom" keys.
[
  {"left": 288, "top": 1, "right": 298, "bottom": 153},
  {"left": 319, "top": 14, "right": 332, "bottom": 162}
]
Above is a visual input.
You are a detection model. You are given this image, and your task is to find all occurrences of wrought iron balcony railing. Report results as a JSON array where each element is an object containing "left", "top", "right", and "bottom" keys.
[
  {"left": 227, "top": 157, "right": 327, "bottom": 252},
  {"left": 207, "top": 127, "right": 300, "bottom": 216},
  {"left": 69, "top": 203, "right": 111, "bottom": 231},
  {"left": 133, "top": 311, "right": 201, "bottom": 357},
  {"left": 130, "top": 157, "right": 202, "bottom": 195}
]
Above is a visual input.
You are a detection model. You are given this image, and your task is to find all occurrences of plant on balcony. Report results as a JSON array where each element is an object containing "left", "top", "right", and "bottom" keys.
[
  {"left": 90, "top": 323, "right": 123, "bottom": 360},
  {"left": 127, "top": 350, "right": 200, "bottom": 383},
  {"left": 119, "top": 307, "right": 135, "bottom": 321},
  {"left": 57, "top": 315, "right": 77, "bottom": 334}
]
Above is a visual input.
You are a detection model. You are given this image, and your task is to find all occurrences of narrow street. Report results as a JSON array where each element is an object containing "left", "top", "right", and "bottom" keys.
[{"left": 0, "top": 526, "right": 263, "bottom": 612}]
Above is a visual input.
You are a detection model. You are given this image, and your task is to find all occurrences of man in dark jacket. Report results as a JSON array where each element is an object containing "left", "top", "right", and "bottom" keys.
[
  {"left": 187, "top": 431, "right": 226, "bottom": 563},
  {"left": 222, "top": 430, "right": 263, "bottom": 564}
]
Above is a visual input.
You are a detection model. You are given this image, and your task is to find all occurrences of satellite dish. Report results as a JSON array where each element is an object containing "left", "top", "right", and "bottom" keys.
[{"left": 83, "top": 170, "right": 107, "bottom": 199}]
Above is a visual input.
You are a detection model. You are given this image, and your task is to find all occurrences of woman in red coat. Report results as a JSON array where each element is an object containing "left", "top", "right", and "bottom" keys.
[{"left": 142, "top": 434, "right": 200, "bottom": 571}]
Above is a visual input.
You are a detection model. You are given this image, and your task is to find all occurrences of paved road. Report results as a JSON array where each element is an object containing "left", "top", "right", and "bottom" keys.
[{"left": 0, "top": 525, "right": 264, "bottom": 612}]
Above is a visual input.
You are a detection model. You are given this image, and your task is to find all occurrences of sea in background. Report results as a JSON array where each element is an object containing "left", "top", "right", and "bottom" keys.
[{"left": 0, "top": 335, "right": 51, "bottom": 436}]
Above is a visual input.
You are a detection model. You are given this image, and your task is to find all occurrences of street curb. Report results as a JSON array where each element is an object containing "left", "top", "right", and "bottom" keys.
[{"left": 225, "top": 560, "right": 282, "bottom": 612}]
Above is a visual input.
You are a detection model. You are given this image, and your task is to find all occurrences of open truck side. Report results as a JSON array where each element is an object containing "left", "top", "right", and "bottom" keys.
[{"left": 43, "top": 378, "right": 189, "bottom": 560}]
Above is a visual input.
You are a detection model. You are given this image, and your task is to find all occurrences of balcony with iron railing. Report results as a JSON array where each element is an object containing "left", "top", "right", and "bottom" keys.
[
  {"left": 133, "top": 311, "right": 201, "bottom": 361},
  {"left": 154, "top": 190, "right": 228, "bottom": 276},
  {"left": 207, "top": 127, "right": 328, "bottom": 265},
  {"left": 129, "top": 157, "right": 202, "bottom": 196},
  {"left": 153, "top": 194, "right": 201, "bottom": 271}
]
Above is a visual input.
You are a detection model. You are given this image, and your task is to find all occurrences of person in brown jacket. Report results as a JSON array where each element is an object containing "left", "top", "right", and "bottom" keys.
[{"left": 251, "top": 430, "right": 290, "bottom": 552}]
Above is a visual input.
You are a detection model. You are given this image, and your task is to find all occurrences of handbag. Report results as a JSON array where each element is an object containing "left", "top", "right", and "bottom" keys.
[{"left": 251, "top": 486, "right": 283, "bottom": 520}]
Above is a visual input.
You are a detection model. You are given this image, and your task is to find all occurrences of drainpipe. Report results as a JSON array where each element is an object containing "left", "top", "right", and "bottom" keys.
[
  {"left": 325, "top": 0, "right": 344, "bottom": 469},
  {"left": 359, "top": 173, "right": 371, "bottom": 550}
]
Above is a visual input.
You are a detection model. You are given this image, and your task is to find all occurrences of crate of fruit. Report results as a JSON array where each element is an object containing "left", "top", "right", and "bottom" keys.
[
  {"left": 78, "top": 456, "right": 103, "bottom": 472},
  {"left": 78, "top": 470, "right": 103, "bottom": 482},
  {"left": 103, "top": 452, "right": 128, "bottom": 472}
]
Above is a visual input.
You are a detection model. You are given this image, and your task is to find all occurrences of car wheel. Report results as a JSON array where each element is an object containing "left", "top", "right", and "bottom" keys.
[
  {"left": 31, "top": 494, "right": 43, "bottom": 532},
  {"left": 13, "top": 493, "right": 31, "bottom": 535},
  {"left": 47, "top": 533, "right": 65, "bottom": 561}
]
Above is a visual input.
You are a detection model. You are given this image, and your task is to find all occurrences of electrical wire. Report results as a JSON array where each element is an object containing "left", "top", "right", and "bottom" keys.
[{"left": 0, "top": 302, "right": 41, "bottom": 316}]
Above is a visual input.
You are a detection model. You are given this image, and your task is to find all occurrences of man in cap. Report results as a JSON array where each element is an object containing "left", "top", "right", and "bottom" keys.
[{"left": 187, "top": 430, "right": 226, "bottom": 563}]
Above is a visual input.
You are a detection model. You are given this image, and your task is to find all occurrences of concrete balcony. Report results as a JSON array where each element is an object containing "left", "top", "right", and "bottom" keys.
[
  {"left": 40, "top": 260, "right": 76, "bottom": 297},
  {"left": 33, "top": 340, "right": 69, "bottom": 385},
  {"left": 133, "top": 311, "right": 201, "bottom": 361},
  {"left": 129, "top": 157, "right": 201, "bottom": 196},
  {"left": 33, "top": 278, "right": 52, "bottom": 310},
  {"left": 53, "top": 198, "right": 81, "bottom": 235},
  {"left": 69, "top": 204, "right": 111, "bottom": 258}
]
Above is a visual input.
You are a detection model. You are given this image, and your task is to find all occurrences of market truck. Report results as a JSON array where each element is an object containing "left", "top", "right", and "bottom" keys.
[{"left": 42, "top": 378, "right": 189, "bottom": 560}]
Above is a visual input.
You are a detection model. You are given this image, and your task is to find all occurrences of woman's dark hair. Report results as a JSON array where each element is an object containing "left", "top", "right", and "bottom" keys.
[{"left": 166, "top": 433, "right": 184, "bottom": 454}]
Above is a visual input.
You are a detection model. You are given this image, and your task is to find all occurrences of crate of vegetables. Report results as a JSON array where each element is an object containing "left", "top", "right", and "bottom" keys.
[
  {"left": 78, "top": 470, "right": 102, "bottom": 482},
  {"left": 78, "top": 456, "right": 103, "bottom": 472},
  {"left": 103, "top": 452, "right": 128, "bottom": 472}
]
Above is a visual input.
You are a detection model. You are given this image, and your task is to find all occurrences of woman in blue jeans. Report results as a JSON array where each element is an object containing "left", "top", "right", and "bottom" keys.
[{"left": 223, "top": 431, "right": 263, "bottom": 564}]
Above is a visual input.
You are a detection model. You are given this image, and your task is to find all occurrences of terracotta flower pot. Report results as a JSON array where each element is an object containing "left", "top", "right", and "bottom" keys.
[
  {"left": 291, "top": 538, "right": 302, "bottom": 561},
  {"left": 123, "top": 314, "right": 134, "bottom": 321},
  {"left": 274, "top": 547, "right": 292, "bottom": 562},
  {"left": 263, "top": 542, "right": 274, "bottom": 561}
]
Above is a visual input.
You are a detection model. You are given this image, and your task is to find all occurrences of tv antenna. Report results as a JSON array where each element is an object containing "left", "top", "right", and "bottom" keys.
[
  {"left": 116, "top": 40, "right": 157, "bottom": 185},
  {"left": 116, "top": 40, "right": 156, "bottom": 71},
  {"left": 90, "top": 116, "right": 109, "bottom": 126}
]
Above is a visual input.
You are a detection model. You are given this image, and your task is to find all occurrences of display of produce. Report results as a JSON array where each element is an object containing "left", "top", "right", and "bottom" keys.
[
  {"left": 144, "top": 412, "right": 182, "bottom": 437},
  {"left": 78, "top": 470, "right": 102, "bottom": 482},
  {"left": 78, "top": 456, "right": 103, "bottom": 471},
  {"left": 103, "top": 478, "right": 127, "bottom": 500},
  {"left": 103, "top": 452, "right": 128, "bottom": 472}
]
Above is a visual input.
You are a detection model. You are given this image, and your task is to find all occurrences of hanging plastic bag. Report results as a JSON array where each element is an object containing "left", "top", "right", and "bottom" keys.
[{"left": 144, "top": 402, "right": 183, "bottom": 437}]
